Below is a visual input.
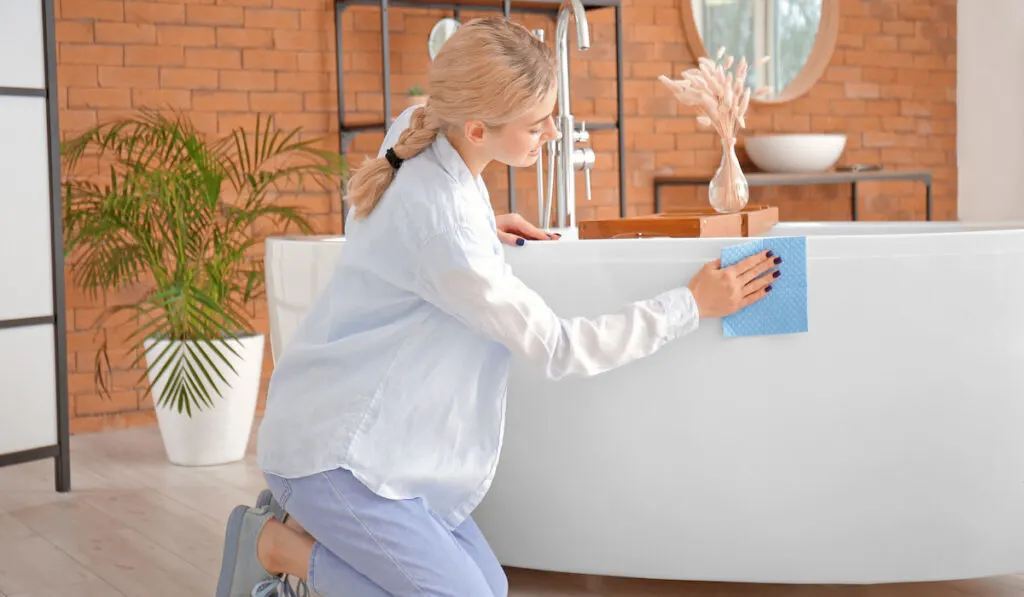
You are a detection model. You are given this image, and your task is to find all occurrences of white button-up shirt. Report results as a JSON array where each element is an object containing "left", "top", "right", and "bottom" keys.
[{"left": 257, "top": 106, "right": 701, "bottom": 529}]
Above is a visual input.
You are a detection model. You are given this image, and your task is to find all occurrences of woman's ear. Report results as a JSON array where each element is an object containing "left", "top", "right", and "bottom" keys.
[{"left": 462, "top": 119, "right": 488, "bottom": 146}]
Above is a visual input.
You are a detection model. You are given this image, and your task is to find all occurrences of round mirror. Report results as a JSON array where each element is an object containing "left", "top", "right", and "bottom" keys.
[
  {"left": 428, "top": 18, "right": 461, "bottom": 61},
  {"left": 681, "top": 0, "right": 838, "bottom": 103}
]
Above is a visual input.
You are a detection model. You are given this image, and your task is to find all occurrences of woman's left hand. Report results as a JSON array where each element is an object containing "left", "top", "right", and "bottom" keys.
[{"left": 495, "top": 213, "right": 561, "bottom": 247}]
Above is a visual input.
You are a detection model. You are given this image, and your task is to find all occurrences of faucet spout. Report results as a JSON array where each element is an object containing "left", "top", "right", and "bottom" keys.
[
  {"left": 569, "top": 0, "right": 591, "bottom": 50},
  {"left": 552, "top": 0, "right": 593, "bottom": 230},
  {"left": 555, "top": 0, "right": 588, "bottom": 127}
]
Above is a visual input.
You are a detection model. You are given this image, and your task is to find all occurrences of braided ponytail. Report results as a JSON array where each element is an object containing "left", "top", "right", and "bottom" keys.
[{"left": 346, "top": 106, "right": 439, "bottom": 218}]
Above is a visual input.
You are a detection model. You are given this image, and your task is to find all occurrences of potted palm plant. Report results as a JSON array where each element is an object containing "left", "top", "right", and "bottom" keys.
[{"left": 61, "top": 110, "right": 345, "bottom": 466}]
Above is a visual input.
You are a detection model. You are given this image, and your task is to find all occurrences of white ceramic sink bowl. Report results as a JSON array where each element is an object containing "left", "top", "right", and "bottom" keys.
[{"left": 744, "top": 133, "right": 847, "bottom": 173}]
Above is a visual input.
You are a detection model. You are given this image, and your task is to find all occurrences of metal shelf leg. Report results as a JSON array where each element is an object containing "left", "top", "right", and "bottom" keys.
[
  {"left": 615, "top": 3, "right": 626, "bottom": 219},
  {"left": 381, "top": 0, "right": 392, "bottom": 130},
  {"left": 336, "top": 3, "right": 347, "bottom": 230}
]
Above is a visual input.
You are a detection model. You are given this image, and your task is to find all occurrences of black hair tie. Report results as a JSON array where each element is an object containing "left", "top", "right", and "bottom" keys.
[{"left": 385, "top": 147, "right": 404, "bottom": 170}]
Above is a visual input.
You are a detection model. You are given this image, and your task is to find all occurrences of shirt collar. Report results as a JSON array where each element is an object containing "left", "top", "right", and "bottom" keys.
[{"left": 432, "top": 132, "right": 478, "bottom": 190}]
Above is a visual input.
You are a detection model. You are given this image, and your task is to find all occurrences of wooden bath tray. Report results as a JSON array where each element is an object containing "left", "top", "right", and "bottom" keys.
[{"left": 578, "top": 206, "right": 779, "bottom": 239}]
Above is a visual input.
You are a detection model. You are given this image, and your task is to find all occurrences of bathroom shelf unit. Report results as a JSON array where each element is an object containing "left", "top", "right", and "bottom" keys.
[
  {"left": 333, "top": 0, "right": 627, "bottom": 227},
  {"left": 653, "top": 169, "right": 934, "bottom": 221},
  {"left": 0, "top": 0, "right": 71, "bottom": 492}
]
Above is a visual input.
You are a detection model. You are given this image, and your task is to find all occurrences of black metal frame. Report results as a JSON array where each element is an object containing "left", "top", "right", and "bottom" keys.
[
  {"left": 0, "top": 86, "right": 46, "bottom": 97},
  {"left": 0, "top": 0, "right": 72, "bottom": 492},
  {"left": 333, "top": 0, "right": 626, "bottom": 229},
  {"left": 653, "top": 170, "right": 934, "bottom": 221}
]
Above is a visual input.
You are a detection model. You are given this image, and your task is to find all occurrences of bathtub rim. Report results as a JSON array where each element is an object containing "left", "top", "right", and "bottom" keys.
[{"left": 265, "top": 220, "right": 1024, "bottom": 246}]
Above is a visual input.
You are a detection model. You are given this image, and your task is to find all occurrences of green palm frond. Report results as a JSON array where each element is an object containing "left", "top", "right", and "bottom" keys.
[{"left": 62, "top": 110, "right": 346, "bottom": 415}]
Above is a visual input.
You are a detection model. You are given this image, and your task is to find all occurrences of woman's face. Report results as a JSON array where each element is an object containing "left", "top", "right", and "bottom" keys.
[{"left": 484, "top": 86, "right": 560, "bottom": 168}]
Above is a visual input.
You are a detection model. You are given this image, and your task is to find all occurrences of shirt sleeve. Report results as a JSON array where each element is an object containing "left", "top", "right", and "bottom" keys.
[{"left": 413, "top": 224, "right": 700, "bottom": 380}]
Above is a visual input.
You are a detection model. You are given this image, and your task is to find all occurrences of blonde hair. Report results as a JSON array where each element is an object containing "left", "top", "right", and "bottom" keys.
[{"left": 345, "top": 17, "right": 556, "bottom": 218}]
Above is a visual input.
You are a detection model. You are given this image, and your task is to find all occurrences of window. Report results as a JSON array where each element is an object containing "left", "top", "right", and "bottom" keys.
[{"left": 692, "top": 0, "right": 822, "bottom": 95}]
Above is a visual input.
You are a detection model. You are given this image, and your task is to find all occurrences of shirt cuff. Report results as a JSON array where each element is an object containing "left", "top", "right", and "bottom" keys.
[{"left": 653, "top": 286, "right": 701, "bottom": 342}]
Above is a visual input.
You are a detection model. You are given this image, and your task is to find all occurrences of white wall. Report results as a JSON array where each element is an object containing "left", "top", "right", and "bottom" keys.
[
  {"left": 0, "top": 0, "right": 59, "bottom": 457},
  {"left": 957, "top": 0, "right": 1024, "bottom": 221}
]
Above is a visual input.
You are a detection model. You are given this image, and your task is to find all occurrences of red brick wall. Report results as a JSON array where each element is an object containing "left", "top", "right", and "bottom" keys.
[{"left": 57, "top": 0, "right": 956, "bottom": 433}]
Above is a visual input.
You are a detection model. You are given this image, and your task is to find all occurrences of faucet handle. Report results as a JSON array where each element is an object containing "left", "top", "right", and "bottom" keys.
[
  {"left": 575, "top": 146, "right": 595, "bottom": 202},
  {"left": 575, "top": 120, "right": 590, "bottom": 144}
]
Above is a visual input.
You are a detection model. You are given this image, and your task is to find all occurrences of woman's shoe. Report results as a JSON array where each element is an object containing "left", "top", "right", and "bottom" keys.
[
  {"left": 216, "top": 505, "right": 296, "bottom": 597},
  {"left": 255, "top": 489, "right": 288, "bottom": 523},
  {"left": 251, "top": 493, "right": 310, "bottom": 596},
  {"left": 252, "top": 577, "right": 309, "bottom": 597}
]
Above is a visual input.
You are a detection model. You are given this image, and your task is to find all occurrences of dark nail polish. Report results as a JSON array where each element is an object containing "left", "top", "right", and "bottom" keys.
[
  {"left": 773, "top": 270, "right": 781, "bottom": 278},
  {"left": 554, "top": 233, "right": 562, "bottom": 238},
  {"left": 765, "top": 285, "right": 773, "bottom": 292},
  {"left": 516, "top": 237, "right": 525, "bottom": 246},
  {"left": 773, "top": 256, "right": 782, "bottom": 265},
  {"left": 766, "top": 250, "right": 774, "bottom": 258}
]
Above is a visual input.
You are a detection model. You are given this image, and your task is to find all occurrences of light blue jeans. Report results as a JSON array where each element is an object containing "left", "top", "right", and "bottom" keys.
[{"left": 263, "top": 467, "right": 508, "bottom": 597}]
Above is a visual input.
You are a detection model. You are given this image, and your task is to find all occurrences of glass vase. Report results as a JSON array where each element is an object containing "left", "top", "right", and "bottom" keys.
[{"left": 708, "top": 138, "right": 749, "bottom": 214}]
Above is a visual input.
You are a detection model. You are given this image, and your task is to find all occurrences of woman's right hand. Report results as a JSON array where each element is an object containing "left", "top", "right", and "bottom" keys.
[{"left": 687, "top": 250, "right": 781, "bottom": 318}]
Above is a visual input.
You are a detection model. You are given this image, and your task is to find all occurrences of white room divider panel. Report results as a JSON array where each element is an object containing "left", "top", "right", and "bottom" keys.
[{"left": 0, "top": 0, "right": 70, "bottom": 491}]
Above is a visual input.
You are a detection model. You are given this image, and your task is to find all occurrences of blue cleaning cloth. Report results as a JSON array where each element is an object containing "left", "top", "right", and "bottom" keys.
[{"left": 720, "top": 236, "right": 808, "bottom": 337}]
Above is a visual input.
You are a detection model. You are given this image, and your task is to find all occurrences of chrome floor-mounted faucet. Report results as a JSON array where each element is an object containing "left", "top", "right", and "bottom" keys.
[{"left": 535, "top": 1, "right": 595, "bottom": 230}]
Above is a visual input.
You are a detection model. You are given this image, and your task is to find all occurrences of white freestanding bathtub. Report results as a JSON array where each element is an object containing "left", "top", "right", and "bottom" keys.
[{"left": 264, "top": 222, "right": 1024, "bottom": 584}]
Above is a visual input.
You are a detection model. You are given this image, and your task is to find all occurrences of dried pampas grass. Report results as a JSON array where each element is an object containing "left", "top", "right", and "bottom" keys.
[{"left": 658, "top": 47, "right": 772, "bottom": 145}]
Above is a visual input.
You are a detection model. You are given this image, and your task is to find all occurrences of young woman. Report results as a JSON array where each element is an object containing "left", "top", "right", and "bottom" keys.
[{"left": 217, "top": 16, "right": 780, "bottom": 597}]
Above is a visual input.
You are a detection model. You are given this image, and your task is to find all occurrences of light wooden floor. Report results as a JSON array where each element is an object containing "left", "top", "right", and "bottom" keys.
[{"left": 1, "top": 426, "right": 1023, "bottom": 597}]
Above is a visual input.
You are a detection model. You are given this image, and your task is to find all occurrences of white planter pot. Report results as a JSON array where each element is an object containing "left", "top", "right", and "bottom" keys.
[{"left": 144, "top": 334, "right": 264, "bottom": 467}]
